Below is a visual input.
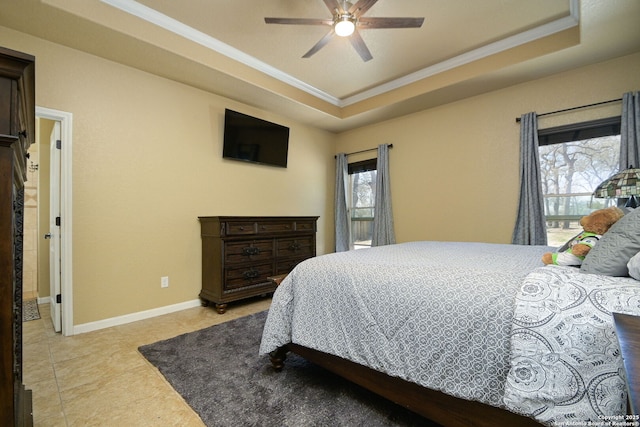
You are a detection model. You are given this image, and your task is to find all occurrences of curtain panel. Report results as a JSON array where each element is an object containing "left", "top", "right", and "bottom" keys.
[
  {"left": 512, "top": 112, "right": 548, "bottom": 246},
  {"left": 334, "top": 153, "right": 351, "bottom": 252},
  {"left": 620, "top": 91, "right": 640, "bottom": 170},
  {"left": 371, "top": 144, "right": 396, "bottom": 247}
]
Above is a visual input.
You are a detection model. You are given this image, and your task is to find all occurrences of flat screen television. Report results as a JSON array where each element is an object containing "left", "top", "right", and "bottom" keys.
[{"left": 222, "top": 109, "right": 290, "bottom": 168}]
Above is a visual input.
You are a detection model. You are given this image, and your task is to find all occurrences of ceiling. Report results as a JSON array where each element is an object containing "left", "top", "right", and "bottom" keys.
[{"left": 1, "top": 0, "right": 639, "bottom": 132}]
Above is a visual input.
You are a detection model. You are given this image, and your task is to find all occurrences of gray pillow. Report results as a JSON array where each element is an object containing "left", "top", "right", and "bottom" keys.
[{"left": 581, "top": 207, "right": 640, "bottom": 276}]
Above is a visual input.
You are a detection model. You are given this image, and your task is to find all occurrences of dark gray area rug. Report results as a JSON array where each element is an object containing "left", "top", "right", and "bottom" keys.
[{"left": 139, "top": 311, "right": 439, "bottom": 427}]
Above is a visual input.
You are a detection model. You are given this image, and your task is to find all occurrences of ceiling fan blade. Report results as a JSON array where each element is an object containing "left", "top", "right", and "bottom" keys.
[
  {"left": 323, "top": 0, "right": 342, "bottom": 14},
  {"left": 303, "top": 29, "right": 336, "bottom": 58},
  {"left": 349, "top": 30, "right": 373, "bottom": 62},
  {"left": 357, "top": 17, "right": 425, "bottom": 29},
  {"left": 348, "top": 0, "right": 378, "bottom": 17},
  {"left": 265, "top": 17, "right": 333, "bottom": 26}
]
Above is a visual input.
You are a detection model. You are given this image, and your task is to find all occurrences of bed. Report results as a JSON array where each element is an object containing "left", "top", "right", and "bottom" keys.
[{"left": 259, "top": 214, "right": 640, "bottom": 427}]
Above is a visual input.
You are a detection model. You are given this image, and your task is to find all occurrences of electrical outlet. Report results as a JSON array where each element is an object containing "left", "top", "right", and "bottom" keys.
[{"left": 161, "top": 276, "right": 169, "bottom": 288}]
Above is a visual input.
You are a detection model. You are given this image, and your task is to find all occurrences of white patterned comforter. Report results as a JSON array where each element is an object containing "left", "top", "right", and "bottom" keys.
[
  {"left": 259, "top": 241, "right": 553, "bottom": 409},
  {"left": 504, "top": 265, "right": 640, "bottom": 426}
]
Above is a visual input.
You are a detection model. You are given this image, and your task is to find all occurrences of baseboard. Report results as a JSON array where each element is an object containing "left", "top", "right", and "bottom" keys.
[
  {"left": 37, "top": 296, "right": 52, "bottom": 305},
  {"left": 73, "top": 299, "right": 202, "bottom": 335}
]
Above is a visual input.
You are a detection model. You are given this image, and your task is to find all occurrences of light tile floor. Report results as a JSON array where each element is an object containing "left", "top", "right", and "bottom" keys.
[{"left": 23, "top": 297, "right": 272, "bottom": 426}]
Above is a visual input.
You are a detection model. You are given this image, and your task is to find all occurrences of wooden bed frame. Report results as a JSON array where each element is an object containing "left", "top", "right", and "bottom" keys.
[
  {"left": 613, "top": 312, "right": 640, "bottom": 416},
  {"left": 270, "top": 343, "right": 542, "bottom": 427}
]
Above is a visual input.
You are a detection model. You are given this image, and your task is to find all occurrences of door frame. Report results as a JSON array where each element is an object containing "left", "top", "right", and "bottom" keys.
[
  {"left": 49, "top": 121, "right": 61, "bottom": 332},
  {"left": 36, "top": 106, "right": 74, "bottom": 336}
]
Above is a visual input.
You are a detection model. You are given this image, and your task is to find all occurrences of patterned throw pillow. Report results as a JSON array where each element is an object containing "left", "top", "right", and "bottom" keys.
[{"left": 581, "top": 207, "right": 640, "bottom": 276}]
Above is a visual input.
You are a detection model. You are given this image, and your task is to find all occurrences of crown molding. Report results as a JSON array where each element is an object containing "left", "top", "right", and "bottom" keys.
[
  {"left": 100, "top": 0, "right": 341, "bottom": 105},
  {"left": 101, "top": 0, "right": 579, "bottom": 109},
  {"left": 341, "top": 0, "right": 580, "bottom": 107}
]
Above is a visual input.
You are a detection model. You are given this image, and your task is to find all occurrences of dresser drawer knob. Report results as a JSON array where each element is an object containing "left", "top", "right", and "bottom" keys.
[
  {"left": 242, "top": 247, "right": 260, "bottom": 256},
  {"left": 289, "top": 242, "right": 301, "bottom": 251},
  {"left": 243, "top": 269, "right": 260, "bottom": 279}
]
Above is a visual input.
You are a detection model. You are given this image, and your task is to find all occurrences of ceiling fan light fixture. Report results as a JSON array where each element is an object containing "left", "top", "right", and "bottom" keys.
[
  {"left": 264, "top": 0, "right": 425, "bottom": 61},
  {"left": 334, "top": 15, "right": 355, "bottom": 37}
]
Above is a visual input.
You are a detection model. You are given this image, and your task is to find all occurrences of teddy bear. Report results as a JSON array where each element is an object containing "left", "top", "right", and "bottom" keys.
[{"left": 542, "top": 206, "right": 625, "bottom": 266}]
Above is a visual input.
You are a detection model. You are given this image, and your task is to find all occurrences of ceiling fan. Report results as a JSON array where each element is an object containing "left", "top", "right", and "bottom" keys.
[{"left": 264, "top": 0, "right": 424, "bottom": 62}]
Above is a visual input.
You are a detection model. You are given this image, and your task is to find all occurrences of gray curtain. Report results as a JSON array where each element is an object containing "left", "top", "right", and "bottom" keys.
[
  {"left": 512, "top": 112, "right": 548, "bottom": 245},
  {"left": 620, "top": 91, "right": 640, "bottom": 170},
  {"left": 335, "top": 153, "right": 351, "bottom": 252},
  {"left": 371, "top": 144, "right": 396, "bottom": 246}
]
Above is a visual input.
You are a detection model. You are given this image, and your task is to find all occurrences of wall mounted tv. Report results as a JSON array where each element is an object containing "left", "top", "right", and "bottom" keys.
[{"left": 222, "top": 109, "right": 290, "bottom": 168}]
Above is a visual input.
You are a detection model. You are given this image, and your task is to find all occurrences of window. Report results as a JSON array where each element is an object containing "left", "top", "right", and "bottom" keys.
[
  {"left": 538, "top": 117, "right": 621, "bottom": 246},
  {"left": 348, "top": 159, "right": 377, "bottom": 249}
]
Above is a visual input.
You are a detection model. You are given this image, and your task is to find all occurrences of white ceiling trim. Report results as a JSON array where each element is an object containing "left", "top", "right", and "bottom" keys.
[
  {"left": 101, "top": 0, "right": 579, "bottom": 109},
  {"left": 99, "top": 0, "right": 341, "bottom": 105},
  {"left": 341, "top": 0, "right": 580, "bottom": 107}
]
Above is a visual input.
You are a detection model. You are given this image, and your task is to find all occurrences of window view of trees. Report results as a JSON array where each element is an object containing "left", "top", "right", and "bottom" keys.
[
  {"left": 350, "top": 170, "right": 376, "bottom": 248},
  {"left": 539, "top": 135, "right": 620, "bottom": 246}
]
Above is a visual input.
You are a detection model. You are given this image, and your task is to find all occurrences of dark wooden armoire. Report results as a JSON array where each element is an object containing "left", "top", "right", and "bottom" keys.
[{"left": 0, "top": 45, "right": 35, "bottom": 426}]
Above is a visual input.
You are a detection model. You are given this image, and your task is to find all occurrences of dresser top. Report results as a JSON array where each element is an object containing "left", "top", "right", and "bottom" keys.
[{"left": 198, "top": 216, "right": 319, "bottom": 222}]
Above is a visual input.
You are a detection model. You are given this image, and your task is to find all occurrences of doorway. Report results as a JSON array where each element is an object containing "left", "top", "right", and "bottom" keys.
[{"left": 35, "top": 107, "right": 74, "bottom": 336}]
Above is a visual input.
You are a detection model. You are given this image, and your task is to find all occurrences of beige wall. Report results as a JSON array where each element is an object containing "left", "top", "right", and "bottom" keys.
[
  {"left": 336, "top": 52, "right": 640, "bottom": 244},
  {"left": 0, "top": 26, "right": 335, "bottom": 325}
]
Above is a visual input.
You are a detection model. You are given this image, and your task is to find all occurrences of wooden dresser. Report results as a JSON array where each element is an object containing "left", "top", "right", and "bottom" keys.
[
  {"left": 0, "top": 46, "right": 35, "bottom": 426},
  {"left": 199, "top": 216, "right": 318, "bottom": 313}
]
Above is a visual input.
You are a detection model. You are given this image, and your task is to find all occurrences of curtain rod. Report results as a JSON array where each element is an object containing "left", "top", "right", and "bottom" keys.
[
  {"left": 515, "top": 98, "right": 622, "bottom": 123},
  {"left": 335, "top": 144, "right": 393, "bottom": 159}
]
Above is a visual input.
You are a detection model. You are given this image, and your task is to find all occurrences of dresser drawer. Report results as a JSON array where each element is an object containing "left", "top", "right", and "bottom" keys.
[
  {"left": 276, "top": 256, "right": 311, "bottom": 275},
  {"left": 295, "top": 220, "right": 316, "bottom": 232},
  {"left": 257, "top": 220, "right": 294, "bottom": 234},
  {"left": 224, "top": 240, "right": 273, "bottom": 264},
  {"left": 224, "top": 221, "right": 256, "bottom": 235},
  {"left": 224, "top": 261, "right": 274, "bottom": 291},
  {"left": 276, "top": 237, "right": 314, "bottom": 258}
]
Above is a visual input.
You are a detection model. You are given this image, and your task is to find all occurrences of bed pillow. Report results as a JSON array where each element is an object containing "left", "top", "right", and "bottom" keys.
[
  {"left": 581, "top": 207, "right": 640, "bottom": 276},
  {"left": 628, "top": 252, "right": 640, "bottom": 280}
]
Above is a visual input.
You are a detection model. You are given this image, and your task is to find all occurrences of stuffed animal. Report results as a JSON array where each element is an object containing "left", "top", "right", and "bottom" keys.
[{"left": 542, "top": 206, "right": 625, "bottom": 266}]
